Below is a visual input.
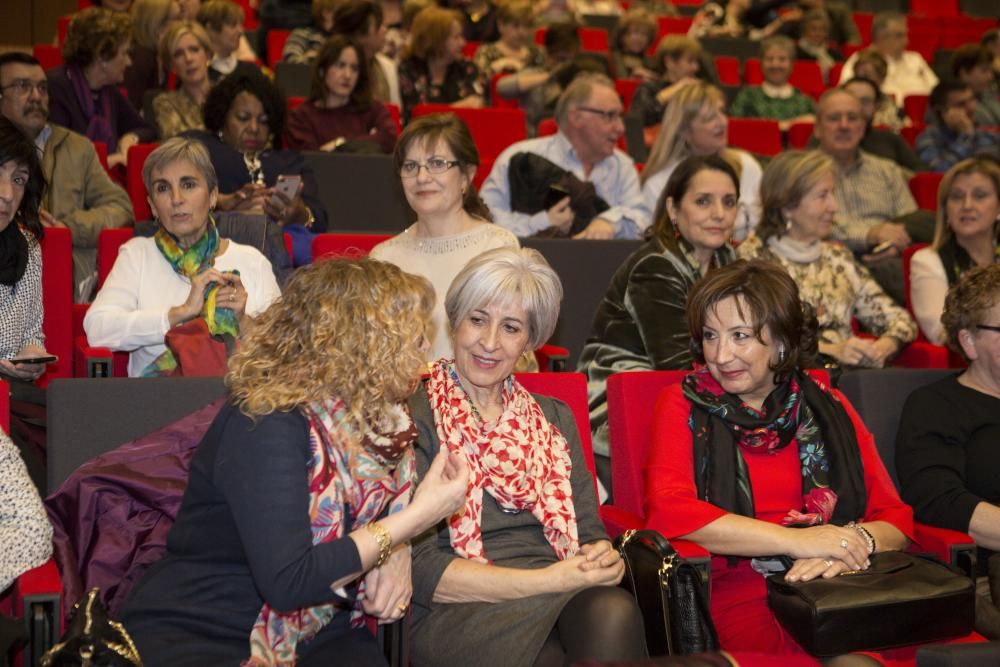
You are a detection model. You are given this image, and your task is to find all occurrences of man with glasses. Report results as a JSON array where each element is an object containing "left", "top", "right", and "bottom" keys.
[
  {"left": 917, "top": 81, "right": 999, "bottom": 174},
  {"left": 838, "top": 12, "right": 937, "bottom": 105},
  {"left": 480, "top": 73, "right": 646, "bottom": 239},
  {"left": 0, "top": 52, "right": 132, "bottom": 302},
  {"left": 815, "top": 87, "right": 925, "bottom": 304}
]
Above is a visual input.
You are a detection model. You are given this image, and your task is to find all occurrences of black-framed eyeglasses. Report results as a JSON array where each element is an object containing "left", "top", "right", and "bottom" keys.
[
  {"left": 0, "top": 80, "right": 48, "bottom": 97},
  {"left": 576, "top": 107, "right": 624, "bottom": 122},
  {"left": 399, "top": 158, "right": 461, "bottom": 178},
  {"left": 976, "top": 324, "right": 1000, "bottom": 333}
]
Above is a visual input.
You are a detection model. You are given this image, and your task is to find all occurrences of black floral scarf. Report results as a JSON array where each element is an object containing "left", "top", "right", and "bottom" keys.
[{"left": 682, "top": 367, "right": 866, "bottom": 527}]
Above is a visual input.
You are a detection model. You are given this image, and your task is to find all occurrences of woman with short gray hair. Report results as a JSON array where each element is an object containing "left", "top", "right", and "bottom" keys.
[
  {"left": 406, "top": 246, "right": 646, "bottom": 667},
  {"left": 85, "top": 137, "right": 281, "bottom": 377}
]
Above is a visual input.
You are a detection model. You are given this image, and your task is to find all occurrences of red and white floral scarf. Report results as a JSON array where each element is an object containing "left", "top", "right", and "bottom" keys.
[
  {"left": 243, "top": 398, "right": 417, "bottom": 666},
  {"left": 427, "top": 359, "right": 580, "bottom": 563}
]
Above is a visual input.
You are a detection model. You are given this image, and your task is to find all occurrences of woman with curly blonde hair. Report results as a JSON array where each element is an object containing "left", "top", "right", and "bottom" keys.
[
  {"left": 48, "top": 7, "right": 156, "bottom": 167},
  {"left": 120, "top": 257, "right": 469, "bottom": 667}
]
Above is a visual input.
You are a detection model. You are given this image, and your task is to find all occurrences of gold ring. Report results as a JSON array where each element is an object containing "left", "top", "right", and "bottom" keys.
[
  {"left": 397, "top": 602, "right": 408, "bottom": 612},
  {"left": 840, "top": 538, "right": 849, "bottom": 549},
  {"left": 824, "top": 559, "right": 834, "bottom": 568}
]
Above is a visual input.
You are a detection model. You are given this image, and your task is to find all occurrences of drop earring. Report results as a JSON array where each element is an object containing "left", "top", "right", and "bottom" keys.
[{"left": 778, "top": 343, "right": 786, "bottom": 362}]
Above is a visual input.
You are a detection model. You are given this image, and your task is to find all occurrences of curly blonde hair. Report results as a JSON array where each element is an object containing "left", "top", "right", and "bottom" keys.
[{"left": 227, "top": 258, "right": 435, "bottom": 428}]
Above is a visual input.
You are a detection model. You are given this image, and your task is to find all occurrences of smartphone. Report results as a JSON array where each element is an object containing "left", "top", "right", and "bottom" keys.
[
  {"left": 544, "top": 184, "right": 570, "bottom": 210},
  {"left": 273, "top": 174, "right": 302, "bottom": 201},
  {"left": 871, "top": 241, "right": 894, "bottom": 255},
  {"left": 10, "top": 354, "right": 58, "bottom": 365}
]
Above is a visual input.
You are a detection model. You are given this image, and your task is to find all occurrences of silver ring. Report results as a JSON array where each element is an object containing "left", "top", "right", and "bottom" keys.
[
  {"left": 840, "top": 538, "right": 849, "bottom": 549},
  {"left": 824, "top": 559, "right": 834, "bottom": 568}
]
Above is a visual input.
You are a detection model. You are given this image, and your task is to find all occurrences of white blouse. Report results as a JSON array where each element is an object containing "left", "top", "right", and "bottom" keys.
[
  {"left": 84, "top": 237, "right": 281, "bottom": 377},
  {"left": 909, "top": 246, "right": 949, "bottom": 345}
]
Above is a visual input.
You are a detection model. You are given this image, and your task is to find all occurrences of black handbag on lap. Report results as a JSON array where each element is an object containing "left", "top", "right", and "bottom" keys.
[
  {"left": 614, "top": 529, "right": 719, "bottom": 656},
  {"left": 766, "top": 550, "right": 975, "bottom": 657},
  {"left": 40, "top": 589, "right": 142, "bottom": 666}
]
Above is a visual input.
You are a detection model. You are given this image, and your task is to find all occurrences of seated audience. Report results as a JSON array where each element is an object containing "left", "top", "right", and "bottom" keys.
[
  {"left": 371, "top": 113, "right": 517, "bottom": 363},
  {"left": 626, "top": 35, "right": 704, "bottom": 129},
  {"left": 838, "top": 12, "right": 937, "bottom": 105},
  {"left": 124, "top": 0, "right": 179, "bottom": 109},
  {"left": 284, "top": 36, "right": 398, "bottom": 153},
  {"left": 911, "top": 158, "right": 1000, "bottom": 344},
  {"left": 120, "top": 257, "right": 468, "bottom": 665},
  {"left": 897, "top": 264, "right": 1000, "bottom": 640},
  {"left": 409, "top": 246, "right": 646, "bottom": 667},
  {"left": 281, "top": 0, "right": 337, "bottom": 64},
  {"left": 610, "top": 9, "right": 658, "bottom": 82},
  {"left": 197, "top": 0, "right": 262, "bottom": 81},
  {"left": 851, "top": 48, "right": 907, "bottom": 132},
  {"left": 153, "top": 21, "right": 214, "bottom": 139},
  {"left": 644, "top": 258, "right": 913, "bottom": 655},
  {"left": 0, "top": 53, "right": 133, "bottom": 303},
  {"left": 0, "top": 117, "right": 51, "bottom": 485},
  {"left": 830, "top": 77, "right": 925, "bottom": 173},
  {"left": 481, "top": 74, "right": 645, "bottom": 239},
  {"left": 84, "top": 138, "right": 281, "bottom": 377},
  {"left": 737, "top": 150, "right": 916, "bottom": 368},
  {"left": 0, "top": 427, "right": 52, "bottom": 593},
  {"left": 792, "top": 9, "right": 843, "bottom": 83},
  {"left": 729, "top": 36, "right": 814, "bottom": 130},
  {"left": 186, "top": 70, "right": 328, "bottom": 262},
  {"left": 332, "top": 1, "right": 402, "bottom": 108},
  {"left": 48, "top": 7, "right": 157, "bottom": 168},
  {"left": 382, "top": 0, "right": 433, "bottom": 60},
  {"left": 398, "top": 6, "right": 483, "bottom": 121},
  {"left": 690, "top": 0, "right": 800, "bottom": 41},
  {"left": 952, "top": 44, "right": 1000, "bottom": 130},
  {"left": 916, "top": 81, "right": 999, "bottom": 174},
  {"left": 640, "top": 82, "right": 762, "bottom": 241},
  {"left": 578, "top": 155, "right": 738, "bottom": 461},
  {"left": 814, "top": 88, "right": 921, "bottom": 304},
  {"left": 472, "top": 1, "right": 545, "bottom": 87}
]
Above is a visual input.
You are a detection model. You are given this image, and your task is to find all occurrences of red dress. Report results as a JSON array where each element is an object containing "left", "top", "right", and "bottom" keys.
[{"left": 643, "top": 383, "right": 915, "bottom": 657}]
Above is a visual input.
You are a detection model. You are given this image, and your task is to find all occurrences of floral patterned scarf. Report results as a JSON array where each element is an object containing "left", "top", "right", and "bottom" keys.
[
  {"left": 243, "top": 397, "right": 417, "bottom": 666},
  {"left": 682, "top": 367, "right": 866, "bottom": 528},
  {"left": 142, "top": 218, "right": 241, "bottom": 376},
  {"left": 426, "top": 359, "right": 579, "bottom": 563}
]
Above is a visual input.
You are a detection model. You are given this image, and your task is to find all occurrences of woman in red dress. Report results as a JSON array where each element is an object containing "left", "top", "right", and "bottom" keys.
[{"left": 643, "top": 259, "right": 914, "bottom": 657}]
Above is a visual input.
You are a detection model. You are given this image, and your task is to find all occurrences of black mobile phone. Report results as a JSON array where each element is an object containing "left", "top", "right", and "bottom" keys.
[
  {"left": 10, "top": 354, "right": 58, "bottom": 365},
  {"left": 544, "top": 184, "right": 570, "bottom": 210}
]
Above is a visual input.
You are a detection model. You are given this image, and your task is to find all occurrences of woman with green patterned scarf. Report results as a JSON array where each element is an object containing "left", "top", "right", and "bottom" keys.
[
  {"left": 911, "top": 157, "right": 1000, "bottom": 344},
  {"left": 84, "top": 137, "right": 281, "bottom": 377}
]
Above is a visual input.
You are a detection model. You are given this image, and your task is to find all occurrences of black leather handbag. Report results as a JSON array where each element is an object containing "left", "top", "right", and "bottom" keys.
[
  {"left": 614, "top": 529, "right": 719, "bottom": 656},
  {"left": 766, "top": 550, "right": 975, "bottom": 657}
]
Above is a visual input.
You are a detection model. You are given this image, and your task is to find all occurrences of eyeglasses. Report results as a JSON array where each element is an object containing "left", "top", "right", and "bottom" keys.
[
  {"left": 399, "top": 157, "right": 460, "bottom": 178},
  {"left": 576, "top": 107, "right": 624, "bottom": 122},
  {"left": 976, "top": 324, "right": 1000, "bottom": 333},
  {"left": 0, "top": 79, "right": 48, "bottom": 97}
]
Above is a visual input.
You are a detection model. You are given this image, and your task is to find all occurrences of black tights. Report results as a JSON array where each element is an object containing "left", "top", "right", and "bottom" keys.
[{"left": 532, "top": 586, "right": 647, "bottom": 667}]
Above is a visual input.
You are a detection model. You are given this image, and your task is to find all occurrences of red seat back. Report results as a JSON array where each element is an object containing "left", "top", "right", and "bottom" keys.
[
  {"left": 462, "top": 41, "right": 480, "bottom": 59},
  {"left": 311, "top": 233, "right": 392, "bottom": 261},
  {"left": 386, "top": 103, "right": 402, "bottom": 134},
  {"left": 40, "top": 227, "right": 74, "bottom": 384},
  {"left": 490, "top": 73, "right": 519, "bottom": 109},
  {"left": 32, "top": 44, "right": 63, "bottom": 71},
  {"left": 57, "top": 15, "right": 72, "bottom": 46},
  {"left": 516, "top": 372, "right": 598, "bottom": 494},
  {"left": 787, "top": 121, "right": 815, "bottom": 149},
  {"left": 266, "top": 29, "right": 291, "bottom": 66},
  {"left": 410, "top": 104, "right": 526, "bottom": 163},
  {"left": 909, "top": 171, "right": 943, "bottom": 211},
  {"left": 852, "top": 12, "right": 873, "bottom": 44},
  {"left": 714, "top": 55, "right": 740, "bottom": 86},
  {"left": 910, "top": 0, "right": 958, "bottom": 17},
  {"left": 534, "top": 27, "right": 609, "bottom": 53},
  {"left": 790, "top": 60, "right": 825, "bottom": 100},
  {"left": 286, "top": 96, "right": 306, "bottom": 112},
  {"left": 93, "top": 142, "right": 109, "bottom": 174},
  {"left": 828, "top": 62, "right": 844, "bottom": 87},
  {"left": 614, "top": 78, "right": 640, "bottom": 112},
  {"left": 743, "top": 58, "right": 763, "bottom": 85},
  {"left": 727, "top": 118, "right": 782, "bottom": 156},
  {"left": 126, "top": 143, "right": 160, "bottom": 222},
  {"left": 97, "top": 228, "right": 135, "bottom": 289}
]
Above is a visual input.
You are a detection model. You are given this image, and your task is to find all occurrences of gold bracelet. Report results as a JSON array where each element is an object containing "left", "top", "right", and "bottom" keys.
[{"left": 366, "top": 522, "right": 392, "bottom": 568}]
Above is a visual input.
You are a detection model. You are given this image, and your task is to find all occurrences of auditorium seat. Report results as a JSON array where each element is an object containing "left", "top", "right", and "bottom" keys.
[
  {"left": 534, "top": 26, "right": 609, "bottom": 53},
  {"left": 126, "top": 143, "right": 160, "bottom": 223},
  {"left": 301, "top": 151, "right": 413, "bottom": 233},
  {"left": 39, "top": 227, "right": 73, "bottom": 385},
  {"left": 727, "top": 118, "right": 782, "bottom": 157},
  {"left": 31, "top": 44, "right": 62, "bottom": 71},
  {"left": 311, "top": 232, "right": 392, "bottom": 260},
  {"left": 909, "top": 172, "right": 943, "bottom": 211},
  {"left": 787, "top": 121, "right": 815, "bottom": 149},
  {"left": 614, "top": 78, "right": 640, "bottom": 112},
  {"left": 1, "top": 558, "right": 61, "bottom": 667},
  {"left": 411, "top": 104, "right": 527, "bottom": 163},
  {"left": 713, "top": 55, "right": 740, "bottom": 86},
  {"left": 266, "top": 29, "right": 291, "bottom": 66}
]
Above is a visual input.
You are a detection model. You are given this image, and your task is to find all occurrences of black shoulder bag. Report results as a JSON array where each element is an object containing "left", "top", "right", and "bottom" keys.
[
  {"left": 40, "top": 589, "right": 143, "bottom": 667},
  {"left": 614, "top": 529, "right": 719, "bottom": 656}
]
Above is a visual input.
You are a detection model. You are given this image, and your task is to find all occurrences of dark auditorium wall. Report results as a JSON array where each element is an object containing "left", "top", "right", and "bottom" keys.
[{"left": 0, "top": 0, "right": 76, "bottom": 48}]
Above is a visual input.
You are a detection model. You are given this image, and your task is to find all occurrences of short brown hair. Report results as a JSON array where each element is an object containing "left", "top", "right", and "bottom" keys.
[
  {"left": 942, "top": 263, "right": 1000, "bottom": 361},
  {"left": 687, "top": 259, "right": 819, "bottom": 376},
  {"left": 951, "top": 44, "right": 993, "bottom": 79},
  {"left": 63, "top": 7, "right": 132, "bottom": 68},
  {"left": 196, "top": 0, "right": 245, "bottom": 31},
  {"left": 407, "top": 6, "right": 462, "bottom": 60}
]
